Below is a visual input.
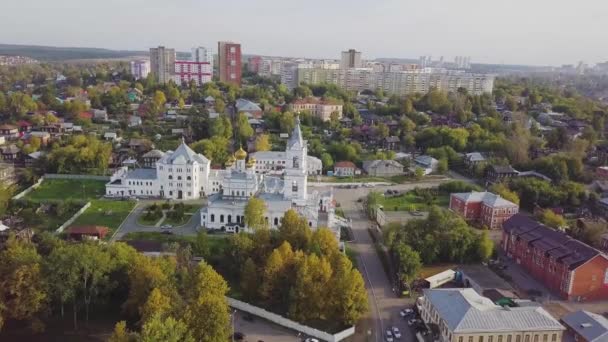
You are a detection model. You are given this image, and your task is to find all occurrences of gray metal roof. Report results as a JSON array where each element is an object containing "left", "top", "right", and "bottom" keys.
[
  {"left": 424, "top": 288, "right": 564, "bottom": 334},
  {"left": 287, "top": 118, "right": 304, "bottom": 150},
  {"left": 126, "top": 168, "right": 157, "bottom": 180},
  {"left": 158, "top": 140, "right": 209, "bottom": 165},
  {"left": 562, "top": 310, "right": 608, "bottom": 342}
]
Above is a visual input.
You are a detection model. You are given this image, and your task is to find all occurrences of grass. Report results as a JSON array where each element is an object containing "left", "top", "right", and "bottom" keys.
[
  {"left": 70, "top": 200, "right": 136, "bottom": 239},
  {"left": 379, "top": 191, "right": 450, "bottom": 211},
  {"left": 137, "top": 215, "right": 161, "bottom": 226},
  {"left": 25, "top": 179, "right": 106, "bottom": 202},
  {"left": 163, "top": 213, "right": 192, "bottom": 226}
]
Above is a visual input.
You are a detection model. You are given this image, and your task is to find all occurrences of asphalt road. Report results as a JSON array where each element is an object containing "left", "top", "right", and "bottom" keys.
[{"left": 332, "top": 179, "right": 453, "bottom": 342}]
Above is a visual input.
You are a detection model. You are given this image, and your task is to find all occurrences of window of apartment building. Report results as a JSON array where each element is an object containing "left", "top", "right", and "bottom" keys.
[
  {"left": 525, "top": 335, "right": 530, "bottom": 342},
  {"left": 459, "top": 337, "right": 463, "bottom": 342},
  {"left": 515, "top": 336, "right": 519, "bottom": 342},
  {"left": 551, "top": 334, "right": 556, "bottom": 342},
  {"left": 469, "top": 337, "right": 473, "bottom": 342},
  {"left": 489, "top": 337, "right": 494, "bottom": 342},
  {"left": 542, "top": 334, "right": 548, "bottom": 342}
]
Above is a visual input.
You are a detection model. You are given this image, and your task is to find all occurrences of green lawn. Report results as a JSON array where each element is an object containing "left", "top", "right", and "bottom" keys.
[
  {"left": 163, "top": 213, "right": 193, "bottom": 226},
  {"left": 70, "top": 200, "right": 136, "bottom": 239},
  {"left": 137, "top": 215, "right": 161, "bottom": 227},
  {"left": 379, "top": 191, "right": 450, "bottom": 211},
  {"left": 25, "top": 179, "right": 106, "bottom": 202}
]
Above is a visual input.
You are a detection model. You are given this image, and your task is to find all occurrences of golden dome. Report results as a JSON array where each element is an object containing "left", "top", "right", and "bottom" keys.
[
  {"left": 246, "top": 157, "right": 256, "bottom": 168},
  {"left": 225, "top": 157, "right": 235, "bottom": 167},
  {"left": 235, "top": 147, "right": 247, "bottom": 160}
]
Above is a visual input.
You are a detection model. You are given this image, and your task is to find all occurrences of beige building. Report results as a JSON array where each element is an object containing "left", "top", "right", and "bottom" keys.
[
  {"left": 421, "top": 288, "right": 564, "bottom": 342},
  {"left": 362, "top": 160, "right": 404, "bottom": 177},
  {"left": 289, "top": 97, "right": 343, "bottom": 121},
  {"left": 150, "top": 46, "right": 176, "bottom": 84}
]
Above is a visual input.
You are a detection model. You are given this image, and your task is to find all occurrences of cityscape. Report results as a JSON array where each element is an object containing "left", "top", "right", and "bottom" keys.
[{"left": 1, "top": 3, "right": 608, "bottom": 342}]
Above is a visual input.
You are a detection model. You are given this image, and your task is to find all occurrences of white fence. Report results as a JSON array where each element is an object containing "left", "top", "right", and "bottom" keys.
[
  {"left": 55, "top": 202, "right": 91, "bottom": 234},
  {"left": 227, "top": 297, "right": 355, "bottom": 342},
  {"left": 12, "top": 177, "right": 45, "bottom": 200}
]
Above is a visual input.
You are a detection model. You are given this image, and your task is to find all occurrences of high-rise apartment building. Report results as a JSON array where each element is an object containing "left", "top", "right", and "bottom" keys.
[
  {"left": 130, "top": 60, "right": 150, "bottom": 80},
  {"left": 173, "top": 46, "right": 213, "bottom": 86},
  {"left": 218, "top": 41, "right": 242, "bottom": 85},
  {"left": 191, "top": 47, "right": 213, "bottom": 64},
  {"left": 340, "top": 49, "right": 362, "bottom": 68},
  {"left": 150, "top": 46, "right": 176, "bottom": 84}
]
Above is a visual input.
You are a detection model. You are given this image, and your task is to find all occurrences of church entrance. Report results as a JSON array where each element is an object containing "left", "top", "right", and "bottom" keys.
[{"left": 177, "top": 190, "right": 183, "bottom": 199}]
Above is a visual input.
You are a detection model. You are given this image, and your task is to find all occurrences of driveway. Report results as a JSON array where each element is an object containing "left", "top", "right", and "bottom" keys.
[
  {"left": 332, "top": 179, "right": 453, "bottom": 342},
  {"left": 111, "top": 200, "right": 204, "bottom": 241}
]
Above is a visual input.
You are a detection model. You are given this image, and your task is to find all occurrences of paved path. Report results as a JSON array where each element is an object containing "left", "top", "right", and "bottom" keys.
[{"left": 332, "top": 179, "right": 454, "bottom": 342}]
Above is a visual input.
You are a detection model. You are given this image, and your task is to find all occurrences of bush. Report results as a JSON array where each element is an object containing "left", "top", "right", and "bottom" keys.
[{"left": 438, "top": 180, "right": 482, "bottom": 194}]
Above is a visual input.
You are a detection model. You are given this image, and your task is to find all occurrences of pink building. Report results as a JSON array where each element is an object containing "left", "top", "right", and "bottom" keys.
[
  {"left": 173, "top": 60, "right": 212, "bottom": 86},
  {"left": 449, "top": 191, "right": 519, "bottom": 229}
]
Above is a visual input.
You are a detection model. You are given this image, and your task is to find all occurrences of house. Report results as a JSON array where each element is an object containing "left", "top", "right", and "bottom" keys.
[
  {"left": 24, "top": 151, "right": 44, "bottom": 167},
  {"left": 128, "top": 116, "right": 142, "bottom": 127},
  {"left": 288, "top": 97, "right": 343, "bottom": 122},
  {"left": 420, "top": 288, "right": 565, "bottom": 342},
  {"left": 204, "top": 96, "right": 215, "bottom": 105},
  {"left": 128, "top": 138, "right": 152, "bottom": 153},
  {"left": 464, "top": 152, "right": 486, "bottom": 168},
  {"left": 141, "top": 149, "right": 165, "bottom": 168},
  {"left": 104, "top": 132, "right": 118, "bottom": 141},
  {"left": 236, "top": 99, "right": 263, "bottom": 119},
  {"left": 414, "top": 155, "right": 439, "bottom": 175},
  {"left": 22, "top": 131, "right": 51, "bottom": 146},
  {"left": 0, "top": 145, "right": 20, "bottom": 161},
  {"left": 561, "top": 310, "right": 608, "bottom": 342},
  {"left": 93, "top": 109, "right": 109, "bottom": 122},
  {"left": 0, "top": 163, "right": 16, "bottom": 184},
  {"left": 596, "top": 166, "right": 608, "bottom": 180},
  {"left": 0, "top": 124, "right": 19, "bottom": 140},
  {"left": 78, "top": 111, "right": 93, "bottom": 120},
  {"left": 0, "top": 136, "right": 5, "bottom": 145},
  {"left": 449, "top": 191, "right": 519, "bottom": 229},
  {"left": 17, "top": 120, "right": 32, "bottom": 133},
  {"left": 362, "top": 160, "right": 404, "bottom": 177},
  {"left": 66, "top": 225, "right": 109, "bottom": 240},
  {"left": 384, "top": 136, "right": 400, "bottom": 150},
  {"left": 486, "top": 164, "right": 518, "bottom": 183},
  {"left": 502, "top": 214, "right": 608, "bottom": 301},
  {"left": 334, "top": 161, "right": 358, "bottom": 177}
]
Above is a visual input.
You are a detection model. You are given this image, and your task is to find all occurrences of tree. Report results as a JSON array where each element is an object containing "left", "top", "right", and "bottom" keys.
[
  {"left": 320, "top": 153, "right": 334, "bottom": 171},
  {"left": 236, "top": 112, "right": 254, "bottom": 143},
  {"left": 183, "top": 261, "right": 230, "bottom": 342},
  {"left": 210, "top": 114, "right": 233, "bottom": 139},
  {"left": 214, "top": 98, "right": 226, "bottom": 113},
  {"left": 288, "top": 254, "right": 332, "bottom": 323},
  {"left": 280, "top": 112, "right": 296, "bottom": 133},
  {"left": 240, "top": 258, "right": 259, "bottom": 301},
  {"left": 141, "top": 314, "right": 194, "bottom": 342},
  {"left": 414, "top": 167, "right": 425, "bottom": 180},
  {"left": 476, "top": 231, "right": 494, "bottom": 262},
  {"left": 124, "top": 254, "right": 176, "bottom": 319},
  {"left": 140, "top": 288, "right": 172, "bottom": 325},
  {"left": 278, "top": 209, "right": 312, "bottom": 251},
  {"left": 255, "top": 134, "right": 271, "bottom": 151},
  {"left": 108, "top": 321, "right": 138, "bottom": 342},
  {"left": 437, "top": 158, "right": 448, "bottom": 174},
  {"left": 540, "top": 209, "right": 567, "bottom": 229},
  {"left": 490, "top": 183, "right": 520, "bottom": 205},
  {"left": 0, "top": 235, "right": 47, "bottom": 332},
  {"left": 311, "top": 227, "right": 339, "bottom": 258},
  {"left": 192, "top": 230, "right": 210, "bottom": 258},
  {"left": 151, "top": 90, "right": 167, "bottom": 115},
  {"left": 0, "top": 180, "right": 15, "bottom": 217},
  {"left": 244, "top": 197, "right": 268, "bottom": 230},
  {"left": 393, "top": 243, "right": 421, "bottom": 285},
  {"left": 329, "top": 255, "right": 368, "bottom": 325}
]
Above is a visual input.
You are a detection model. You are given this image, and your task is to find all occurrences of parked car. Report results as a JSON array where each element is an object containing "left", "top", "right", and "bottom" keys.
[
  {"left": 400, "top": 308, "right": 414, "bottom": 317},
  {"left": 392, "top": 327, "right": 402, "bottom": 339},
  {"left": 161, "top": 224, "right": 173, "bottom": 229},
  {"left": 408, "top": 318, "right": 421, "bottom": 326},
  {"left": 304, "top": 338, "right": 319, "bottom": 342},
  {"left": 233, "top": 332, "right": 245, "bottom": 341},
  {"left": 385, "top": 330, "right": 394, "bottom": 342},
  {"left": 160, "top": 230, "right": 173, "bottom": 235}
]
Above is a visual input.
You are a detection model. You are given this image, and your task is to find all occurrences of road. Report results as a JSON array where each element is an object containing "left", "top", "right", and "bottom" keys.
[
  {"left": 111, "top": 200, "right": 203, "bottom": 241},
  {"left": 332, "top": 179, "right": 453, "bottom": 342}
]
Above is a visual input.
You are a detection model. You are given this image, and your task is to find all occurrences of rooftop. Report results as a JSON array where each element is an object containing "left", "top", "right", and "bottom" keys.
[
  {"left": 424, "top": 288, "right": 564, "bottom": 334},
  {"left": 126, "top": 168, "right": 157, "bottom": 180},
  {"left": 451, "top": 191, "right": 519, "bottom": 208},
  {"left": 561, "top": 310, "right": 608, "bottom": 342}
]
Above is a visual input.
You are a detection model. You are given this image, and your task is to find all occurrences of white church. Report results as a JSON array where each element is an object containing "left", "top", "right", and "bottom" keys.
[{"left": 105, "top": 119, "right": 337, "bottom": 233}]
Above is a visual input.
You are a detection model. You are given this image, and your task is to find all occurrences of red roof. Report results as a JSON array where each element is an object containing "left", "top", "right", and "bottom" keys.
[
  {"left": 17, "top": 120, "right": 32, "bottom": 127},
  {"left": 79, "top": 112, "right": 93, "bottom": 119},
  {"left": 67, "top": 225, "right": 109, "bottom": 237},
  {"left": 0, "top": 124, "right": 17, "bottom": 130},
  {"left": 334, "top": 161, "right": 356, "bottom": 169}
]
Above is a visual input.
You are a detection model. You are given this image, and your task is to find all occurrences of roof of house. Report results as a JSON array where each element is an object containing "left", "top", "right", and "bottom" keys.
[
  {"left": 489, "top": 164, "right": 518, "bottom": 174},
  {"left": 503, "top": 214, "right": 604, "bottom": 270},
  {"left": 363, "top": 159, "right": 404, "bottom": 171},
  {"left": 335, "top": 161, "right": 357, "bottom": 169},
  {"left": 415, "top": 155, "right": 438, "bottom": 166},
  {"left": 126, "top": 168, "right": 157, "bottom": 180},
  {"left": 0, "top": 124, "right": 17, "bottom": 130},
  {"left": 67, "top": 225, "right": 109, "bottom": 236},
  {"left": 158, "top": 140, "right": 210, "bottom": 165},
  {"left": 236, "top": 98, "right": 262, "bottom": 112},
  {"left": 385, "top": 136, "right": 400, "bottom": 143},
  {"left": 142, "top": 149, "right": 164, "bottom": 158},
  {"left": 561, "top": 310, "right": 608, "bottom": 342},
  {"left": 424, "top": 288, "right": 564, "bottom": 334},
  {"left": 451, "top": 191, "right": 519, "bottom": 208},
  {"left": 1, "top": 145, "right": 20, "bottom": 154},
  {"left": 465, "top": 152, "right": 486, "bottom": 162}
]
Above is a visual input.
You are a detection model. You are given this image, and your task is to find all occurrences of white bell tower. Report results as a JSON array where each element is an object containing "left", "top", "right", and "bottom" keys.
[{"left": 284, "top": 118, "right": 307, "bottom": 203}]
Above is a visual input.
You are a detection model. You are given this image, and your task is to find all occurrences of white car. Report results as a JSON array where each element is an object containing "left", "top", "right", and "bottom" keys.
[
  {"left": 385, "top": 329, "right": 394, "bottom": 342},
  {"left": 399, "top": 308, "right": 414, "bottom": 317},
  {"left": 392, "top": 327, "right": 402, "bottom": 339},
  {"left": 304, "top": 339, "right": 319, "bottom": 342}
]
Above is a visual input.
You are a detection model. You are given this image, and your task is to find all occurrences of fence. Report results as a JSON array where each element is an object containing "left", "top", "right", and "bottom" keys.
[
  {"left": 227, "top": 298, "right": 355, "bottom": 342},
  {"left": 55, "top": 201, "right": 91, "bottom": 234},
  {"left": 12, "top": 177, "right": 45, "bottom": 200},
  {"left": 44, "top": 174, "right": 111, "bottom": 181}
]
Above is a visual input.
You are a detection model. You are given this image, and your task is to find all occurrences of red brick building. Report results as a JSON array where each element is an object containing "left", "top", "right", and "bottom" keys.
[
  {"left": 502, "top": 214, "right": 608, "bottom": 301},
  {"left": 218, "top": 41, "right": 242, "bottom": 85},
  {"left": 449, "top": 191, "right": 519, "bottom": 229}
]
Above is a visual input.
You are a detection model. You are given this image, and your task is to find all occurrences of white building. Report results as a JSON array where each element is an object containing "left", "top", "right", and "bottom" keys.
[
  {"left": 250, "top": 151, "right": 322, "bottom": 175},
  {"left": 201, "top": 120, "right": 333, "bottom": 233},
  {"left": 149, "top": 46, "right": 176, "bottom": 84},
  {"left": 130, "top": 60, "right": 150, "bottom": 80}
]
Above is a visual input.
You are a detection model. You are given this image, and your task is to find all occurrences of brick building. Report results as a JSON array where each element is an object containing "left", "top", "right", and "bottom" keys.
[
  {"left": 218, "top": 41, "right": 242, "bottom": 85},
  {"left": 288, "top": 97, "right": 343, "bottom": 122},
  {"left": 449, "top": 191, "right": 519, "bottom": 229},
  {"left": 502, "top": 214, "right": 608, "bottom": 301}
]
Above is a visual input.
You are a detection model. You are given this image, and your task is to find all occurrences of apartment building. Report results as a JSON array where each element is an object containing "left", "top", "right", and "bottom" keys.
[
  {"left": 421, "top": 288, "right": 564, "bottom": 342},
  {"left": 218, "top": 41, "right": 242, "bottom": 85},
  {"left": 340, "top": 49, "right": 362, "bottom": 68},
  {"left": 130, "top": 60, "right": 150, "bottom": 80},
  {"left": 173, "top": 48, "right": 212, "bottom": 86},
  {"left": 502, "top": 214, "right": 608, "bottom": 301},
  {"left": 149, "top": 46, "right": 176, "bottom": 84},
  {"left": 449, "top": 191, "right": 519, "bottom": 229},
  {"left": 288, "top": 97, "right": 343, "bottom": 121}
]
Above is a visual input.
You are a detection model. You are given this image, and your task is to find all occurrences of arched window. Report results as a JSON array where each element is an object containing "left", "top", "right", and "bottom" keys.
[
  {"left": 293, "top": 156, "right": 299, "bottom": 168},
  {"left": 220, "top": 215, "right": 224, "bottom": 223},
  {"left": 187, "top": 176, "right": 191, "bottom": 180},
  {"left": 168, "top": 175, "right": 173, "bottom": 180},
  {"left": 228, "top": 215, "right": 232, "bottom": 223},
  {"left": 210, "top": 214, "right": 215, "bottom": 222},
  {"left": 292, "top": 181, "right": 298, "bottom": 193},
  {"left": 274, "top": 217, "right": 278, "bottom": 226}
]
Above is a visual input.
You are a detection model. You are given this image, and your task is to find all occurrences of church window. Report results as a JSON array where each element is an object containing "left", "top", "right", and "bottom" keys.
[
  {"left": 274, "top": 218, "right": 278, "bottom": 226},
  {"left": 169, "top": 191, "right": 173, "bottom": 196},
  {"left": 210, "top": 214, "right": 215, "bottom": 222},
  {"left": 159, "top": 166, "right": 163, "bottom": 170},
  {"left": 168, "top": 175, "right": 173, "bottom": 180},
  {"left": 292, "top": 181, "right": 298, "bottom": 193},
  {"left": 293, "top": 157, "right": 299, "bottom": 168},
  {"left": 228, "top": 215, "right": 232, "bottom": 223},
  {"left": 188, "top": 192, "right": 191, "bottom": 196},
  {"left": 220, "top": 215, "right": 224, "bottom": 223},
  {"left": 187, "top": 176, "right": 191, "bottom": 180},
  {"left": 177, "top": 176, "right": 182, "bottom": 180},
  {"left": 169, "top": 168, "right": 172, "bottom": 172}
]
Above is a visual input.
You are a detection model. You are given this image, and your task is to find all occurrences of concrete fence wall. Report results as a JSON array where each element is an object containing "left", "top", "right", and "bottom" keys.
[
  {"left": 44, "top": 173, "right": 111, "bottom": 181},
  {"left": 55, "top": 201, "right": 91, "bottom": 234},
  {"left": 227, "top": 298, "right": 355, "bottom": 342},
  {"left": 12, "top": 177, "right": 45, "bottom": 200}
]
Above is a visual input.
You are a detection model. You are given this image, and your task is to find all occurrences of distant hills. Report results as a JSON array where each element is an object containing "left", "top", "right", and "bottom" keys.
[{"left": 0, "top": 44, "right": 148, "bottom": 61}]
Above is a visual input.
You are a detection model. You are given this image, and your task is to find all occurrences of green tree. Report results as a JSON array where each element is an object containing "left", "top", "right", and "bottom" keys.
[
  {"left": 476, "top": 231, "right": 494, "bottom": 262},
  {"left": 280, "top": 112, "right": 296, "bottom": 133},
  {"left": 141, "top": 314, "right": 194, "bottom": 342},
  {"left": 437, "top": 158, "right": 448, "bottom": 174},
  {"left": 236, "top": 112, "right": 254, "bottom": 143},
  {"left": 393, "top": 243, "right": 422, "bottom": 285},
  {"left": 108, "top": 321, "right": 138, "bottom": 342},
  {"left": 540, "top": 209, "right": 567, "bottom": 229},
  {"left": 329, "top": 255, "right": 368, "bottom": 325},
  {"left": 289, "top": 254, "right": 332, "bottom": 323},
  {"left": 490, "top": 183, "right": 520, "bottom": 205},
  {"left": 244, "top": 197, "right": 268, "bottom": 230},
  {"left": 0, "top": 180, "right": 16, "bottom": 217},
  {"left": 210, "top": 114, "right": 233, "bottom": 139},
  {"left": 140, "top": 288, "right": 172, "bottom": 325},
  {"left": 278, "top": 209, "right": 312, "bottom": 251},
  {"left": 254, "top": 134, "right": 271, "bottom": 151},
  {"left": 214, "top": 98, "right": 226, "bottom": 113},
  {"left": 240, "top": 258, "right": 259, "bottom": 301},
  {"left": 320, "top": 153, "right": 334, "bottom": 171},
  {"left": 192, "top": 230, "right": 210, "bottom": 258}
]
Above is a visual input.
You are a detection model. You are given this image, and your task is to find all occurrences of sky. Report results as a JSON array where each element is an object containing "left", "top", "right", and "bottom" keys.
[{"left": 1, "top": 0, "right": 607, "bottom": 66}]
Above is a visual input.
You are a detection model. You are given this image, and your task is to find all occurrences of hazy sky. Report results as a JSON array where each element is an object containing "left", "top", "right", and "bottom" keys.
[{"left": 1, "top": 0, "right": 607, "bottom": 66}]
